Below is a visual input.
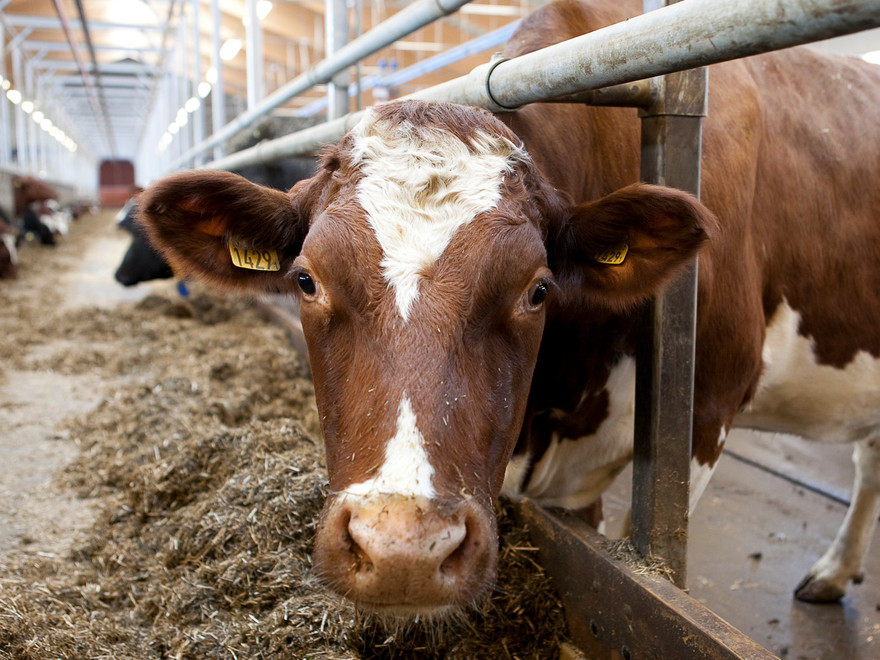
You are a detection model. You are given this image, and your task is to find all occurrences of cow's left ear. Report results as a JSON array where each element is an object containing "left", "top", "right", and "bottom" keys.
[
  {"left": 138, "top": 169, "right": 313, "bottom": 293},
  {"left": 550, "top": 183, "right": 718, "bottom": 311}
]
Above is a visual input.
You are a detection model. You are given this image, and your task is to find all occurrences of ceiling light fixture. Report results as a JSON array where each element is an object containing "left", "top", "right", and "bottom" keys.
[
  {"left": 220, "top": 38, "right": 242, "bottom": 61},
  {"left": 257, "top": 1, "right": 273, "bottom": 20}
]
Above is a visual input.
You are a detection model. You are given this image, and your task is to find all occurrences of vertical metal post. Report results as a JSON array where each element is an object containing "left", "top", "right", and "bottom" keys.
[
  {"left": 210, "top": 0, "right": 226, "bottom": 159},
  {"left": 177, "top": 19, "right": 188, "bottom": 159},
  {"left": 631, "top": 0, "right": 707, "bottom": 591},
  {"left": 245, "top": 0, "right": 265, "bottom": 111},
  {"left": 191, "top": 0, "right": 204, "bottom": 166},
  {"left": 26, "top": 62, "right": 38, "bottom": 173},
  {"left": 37, "top": 108, "right": 47, "bottom": 176},
  {"left": 0, "top": 28, "right": 8, "bottom": 168},
  {"left": 12, "top": 46, "right": 26, "bottom": 170},
  {"left": 631, "top": 65, "right": 707, "bottom": 588},
  {"left": 326, "top": 0, "right": 350, "bottom": 118},
  {"left": 353, "top": 0, "right": 363, "bottom": 111}
]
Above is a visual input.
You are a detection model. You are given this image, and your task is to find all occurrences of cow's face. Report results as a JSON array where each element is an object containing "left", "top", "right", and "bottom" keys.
[
  {"left": 138, "top": 100, "right": 715, "bottom": 616},
  {"left": 294, "top": 107, "right": 555, "bottom": 614}
]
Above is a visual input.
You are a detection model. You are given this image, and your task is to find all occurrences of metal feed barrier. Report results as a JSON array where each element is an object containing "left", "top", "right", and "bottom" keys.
[{"left": 180, "top": 0, "right": 880, "bottom": 656}]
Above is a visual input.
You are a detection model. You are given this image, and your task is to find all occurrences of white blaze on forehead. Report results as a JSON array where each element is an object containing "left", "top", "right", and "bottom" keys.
[
  {"left": 343, "top": 395, "right": 436, "bottom": 500},
  {"left": 350, "top": 108, "right": 526, "bottom": 321}
]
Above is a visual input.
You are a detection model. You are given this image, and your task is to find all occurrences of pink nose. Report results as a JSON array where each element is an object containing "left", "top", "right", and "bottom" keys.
[{"left": 313, "top": 494, "right": 496, "bottom": 616}]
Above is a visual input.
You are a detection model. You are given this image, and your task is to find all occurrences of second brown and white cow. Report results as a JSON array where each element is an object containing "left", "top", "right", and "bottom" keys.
[{"left": 139, "top": 0, "right": 880, "bottom": 616}]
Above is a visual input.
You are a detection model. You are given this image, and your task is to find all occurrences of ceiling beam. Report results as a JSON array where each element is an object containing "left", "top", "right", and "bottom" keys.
[
  {"left": 20, "top": 40, "right": 163, "bottom": 54},
  {"left": 50, "top": 0, "right": 114, "bottom": 155},
  {"left": 4, "top": 15, "right": 166, "bottom": 32}
]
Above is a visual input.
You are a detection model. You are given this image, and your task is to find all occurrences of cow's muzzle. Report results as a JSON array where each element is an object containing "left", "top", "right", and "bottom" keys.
[{"left": 313, "top": 493, "right": 497, "bottom": 617}]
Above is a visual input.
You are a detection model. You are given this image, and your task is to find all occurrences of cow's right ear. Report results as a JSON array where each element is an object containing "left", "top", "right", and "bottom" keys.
[{"left": 137, "top": 169, "right": 313, "bottom": 293}]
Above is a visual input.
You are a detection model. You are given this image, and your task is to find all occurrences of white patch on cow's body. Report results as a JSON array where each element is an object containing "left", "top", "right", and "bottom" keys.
[
  {"left": 506, "top": 356, "right": 637, "bottom": 510},
  {"left": 736, "top": 300, "right": 880, "bottom": 443},
  {"left": 688, "top": 427, "right": 727, "bottom": 512},
  {"left": 343, "top": 395, "right": 436, "bottom": 500},
  {"left": 350, "top": 109, "right": 525, "bottom": 320},
  {"left": 501, "top": 453, "right": 531, "bottom": 498}
]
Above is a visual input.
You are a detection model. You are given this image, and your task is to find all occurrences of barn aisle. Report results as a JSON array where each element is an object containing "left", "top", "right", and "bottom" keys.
[
  {"left": 689, "top": 432, "right": 880, "bottom": 659},
  {"left": 0, "top": 209, "right": 168, "bottom": 558},
  {"left": 605, "top": 431, "right": 880, "bottom": 659}
]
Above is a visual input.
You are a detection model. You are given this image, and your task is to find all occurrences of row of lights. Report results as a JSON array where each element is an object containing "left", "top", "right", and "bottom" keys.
[
  {"left": 158, "top": 0, "right": 273, "bottom": 153},
  {"left": 157, "top": 67, "right": 216, "bottom": 152},
  {"left": 1, "top": 75, "right": 78, "bottom": 153}
]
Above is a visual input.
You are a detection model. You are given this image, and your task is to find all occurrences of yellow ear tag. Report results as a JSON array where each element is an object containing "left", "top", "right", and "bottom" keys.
[
  {"left": 594, "top": 243, "right": 629, "bottom": 265},
  {"left": 229, "top": 241, "right": 280, "bottom": 271}
]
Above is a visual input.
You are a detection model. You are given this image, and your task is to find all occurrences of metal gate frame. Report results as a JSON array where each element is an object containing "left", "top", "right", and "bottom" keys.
[{"left": 194, "top": 1, "right": 880, "bottom": 656}]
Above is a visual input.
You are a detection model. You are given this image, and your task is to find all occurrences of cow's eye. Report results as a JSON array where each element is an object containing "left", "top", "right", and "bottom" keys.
[
  {"left": 524, "top": 279, "right": 551, "bottom": 311},
  {"left": 297, "top": 272, "right": 317, "bottom": 296},
  {"left": 530, "top": 281, "right": 549, "bottom": 306}
]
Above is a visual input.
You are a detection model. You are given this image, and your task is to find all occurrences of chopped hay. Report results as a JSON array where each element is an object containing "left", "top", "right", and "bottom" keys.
[
  {"left": 0, "top": 217, "right": 569, "bottom": 658},
  {"left": 601, "top": 538, "right": 675, "bottom": 580}
]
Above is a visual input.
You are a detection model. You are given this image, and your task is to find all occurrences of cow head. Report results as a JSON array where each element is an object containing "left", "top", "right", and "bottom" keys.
[{"left": 139, "top": 100, "right": 714, "bottom": 616}]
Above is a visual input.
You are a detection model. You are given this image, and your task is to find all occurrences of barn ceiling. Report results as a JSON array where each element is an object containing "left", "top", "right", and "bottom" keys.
[{"left": 0, "top": 0, "right": 544, "bottom": 165}]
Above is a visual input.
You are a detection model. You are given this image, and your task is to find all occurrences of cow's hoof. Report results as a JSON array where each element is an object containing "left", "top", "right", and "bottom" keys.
[{"left": 794, "top": 574, "right": 845, "bottom": 603}]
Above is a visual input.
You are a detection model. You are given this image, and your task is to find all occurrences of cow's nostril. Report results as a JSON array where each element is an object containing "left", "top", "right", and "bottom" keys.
[
  {"left": 439, "top": 512, "right": 480, "bottom": 577},
  {"left": 338, "top": 508, "right": 373, "bottom": 572}
]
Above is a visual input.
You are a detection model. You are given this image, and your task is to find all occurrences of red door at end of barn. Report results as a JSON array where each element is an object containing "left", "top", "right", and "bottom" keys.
[{"left": 99, "top": 160, "right": 135, "bottom": 207}]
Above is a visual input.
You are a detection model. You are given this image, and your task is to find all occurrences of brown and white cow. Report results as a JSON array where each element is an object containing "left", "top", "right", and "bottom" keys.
[{"left": 139, "top": 0, "right": 880, "bottom": 616}]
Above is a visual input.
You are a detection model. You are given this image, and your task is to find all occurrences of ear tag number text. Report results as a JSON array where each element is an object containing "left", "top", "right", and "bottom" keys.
[
  {"left": 594, "top": 243, "right": 629, "bottom": 265},
  {"left": 229, "top": 242, "right": 281, "bottom": 271}
]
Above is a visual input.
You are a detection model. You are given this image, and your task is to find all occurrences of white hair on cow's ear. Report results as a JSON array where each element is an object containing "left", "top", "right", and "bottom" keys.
[{"left": 350, "top": 108, "right": 526, "bottom": 321}]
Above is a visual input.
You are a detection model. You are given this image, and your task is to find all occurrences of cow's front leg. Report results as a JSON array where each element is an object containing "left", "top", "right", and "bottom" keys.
[{"left": 795, "top": 438, "right": 880, "bottom": 602}]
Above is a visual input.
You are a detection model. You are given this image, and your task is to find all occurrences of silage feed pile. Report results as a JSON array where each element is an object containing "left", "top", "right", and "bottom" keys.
[{"left": 0, "top": 222, "right": 569, "bottom": 658}]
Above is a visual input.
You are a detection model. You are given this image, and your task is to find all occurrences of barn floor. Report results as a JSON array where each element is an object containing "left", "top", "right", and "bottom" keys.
[
  {"left": 3, "top": 208, "right": 878, "bottom": 659},
  {"left": 603, "top": 433, "right": 880, "bottom": 659}
]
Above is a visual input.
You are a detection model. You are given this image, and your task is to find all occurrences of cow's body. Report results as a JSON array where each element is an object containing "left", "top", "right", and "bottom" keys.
[
  {"left": 498, "top": 1, "right": 880, "bottom": 605},
  {"left": 13, "top": 176, "right": 61, "bottom": 246},
  {"left": 139, "top": 0, "right": 880, "bottom": 615}
]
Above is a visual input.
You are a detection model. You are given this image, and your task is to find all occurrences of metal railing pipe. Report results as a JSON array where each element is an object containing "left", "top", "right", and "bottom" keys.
[
  {"left": 417, "top": 0, "right": 880, "bottom": 109},
  {"left": 201, "top": 0, "right": 880, "bottom": 172},
  {"left": 170, "top": 0, "right": 474, "bottom": 170},
  {"left": 295, "top": 20, "right": 521, "bottom": 117}
]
